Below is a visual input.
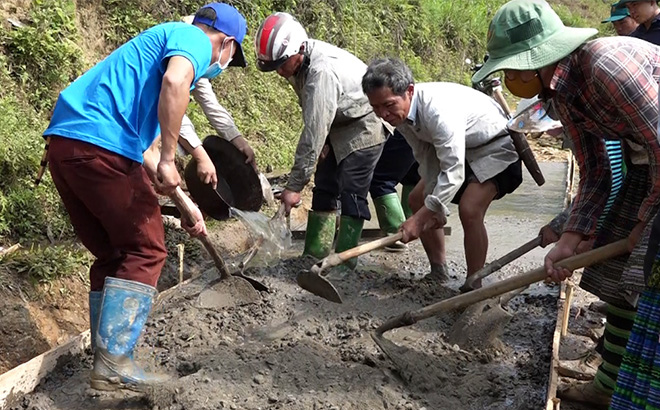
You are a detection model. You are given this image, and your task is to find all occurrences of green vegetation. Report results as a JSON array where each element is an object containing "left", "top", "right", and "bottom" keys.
[
  {"left": 2, "top": 0, "right": 83, "bottom": 112},
  {"left": 0, "top": 243, "right": 91, "bottom": 285},
  {"left": 0, "top": 0, "right": 611, "bottom": 282}
]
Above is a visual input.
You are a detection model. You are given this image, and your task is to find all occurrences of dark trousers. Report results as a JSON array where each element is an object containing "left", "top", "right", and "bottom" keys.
[
  {"left": 48, "top": 137, "right": 167, "bottom": 291},
  {"left": 312, "top": 142, "right": 384, "bottom": 220},
  {"left": 369, "top": 130, "right": 420, "bottom": 199}
]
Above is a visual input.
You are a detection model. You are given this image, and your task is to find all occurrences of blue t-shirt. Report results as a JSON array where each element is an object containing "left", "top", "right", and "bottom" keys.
[{"left": 44, "top": 22, "right": 212, "bottom": 163}]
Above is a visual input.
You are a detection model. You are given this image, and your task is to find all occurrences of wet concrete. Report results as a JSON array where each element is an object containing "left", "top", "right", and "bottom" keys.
[{"left": 9, "top": 162, "right": 569, "bottom": 410}]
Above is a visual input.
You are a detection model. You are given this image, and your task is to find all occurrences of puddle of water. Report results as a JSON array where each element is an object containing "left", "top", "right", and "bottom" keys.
[{"left": 230, "top": 207, "right": 292, "bottom": 266}]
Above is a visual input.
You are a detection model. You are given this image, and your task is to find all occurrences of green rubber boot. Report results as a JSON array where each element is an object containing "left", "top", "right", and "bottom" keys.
[
  {"left": 303, "top": 211, "right": 336, "bottom": 259},
  {"left": 334, "top": 216, "right": 365, "bottom": 270},
  {"left": 401, "top": 184, "right": 415, "bottom": 219},
  {"left": 374, "top": 193, "right": 406, "bottom": 234},
  {"left": 374, "top": 193, "right": 407, "bottom": 252}
]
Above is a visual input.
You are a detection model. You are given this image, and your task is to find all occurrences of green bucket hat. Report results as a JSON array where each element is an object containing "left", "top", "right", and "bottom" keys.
[
  {"left": 472, "top": 0, "right": 597, "bottom": 83},
  {"left": 614, "top": 0, "right": 658, "bottom": 6},
  {"left": 602, "top": 3, "right": 630, "bottom": 23}
]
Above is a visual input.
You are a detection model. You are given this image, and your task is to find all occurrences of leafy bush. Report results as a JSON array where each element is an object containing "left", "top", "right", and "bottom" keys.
[
  {"left": 102, "top": 0, "right": 158, "bottom": 47},
  {"left": 0, "top": 243, "right": 92, "bottom": 284},
  {"left": 2, "top": 0, "right": 83, "bottom": 112}
]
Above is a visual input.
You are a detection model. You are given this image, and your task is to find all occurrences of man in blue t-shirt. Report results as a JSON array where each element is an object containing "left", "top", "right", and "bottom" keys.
[{"left": 43, "top": 2, "right": 247, "bottom": 391}]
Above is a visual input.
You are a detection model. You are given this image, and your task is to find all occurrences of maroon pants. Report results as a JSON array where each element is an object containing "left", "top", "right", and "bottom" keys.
[{"left": 47, "top": 137, "right": 166, "bottom": 291}]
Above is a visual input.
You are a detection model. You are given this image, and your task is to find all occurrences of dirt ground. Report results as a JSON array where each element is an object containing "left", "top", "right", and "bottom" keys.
[{"left": 9, "top": 161, "right": 577, "bottom": 410}]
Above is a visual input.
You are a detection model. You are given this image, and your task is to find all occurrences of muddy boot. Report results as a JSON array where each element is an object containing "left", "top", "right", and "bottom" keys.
[
  {"left": 373, "top": 193, "right": 407, "bottom": 252},
  {"left": 401, "top": 184, "right": 415, "bottom": 219},
  {"left": 557, "top": 382, "right": 611, "bottom": 409},
  {"left": 334, "top": 216, "right": 365, "bottom": 270},
  {"left": 424, "top": 263, "right": 449, "bottom": 283},
  {"left": 303, "top": 211, "right": 336, "bottom": 259},
  {"left": 91, "top": 277, "right": 169, "bottom": 391},
  {"left": 89, "top": 291, "right": 102, "bottom": 353},
  {"left": 557, "top": 350, "right": 602, "bottom": 381}
]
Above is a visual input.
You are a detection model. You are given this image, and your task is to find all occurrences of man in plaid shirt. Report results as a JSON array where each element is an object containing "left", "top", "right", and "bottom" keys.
[{"left": 474, "top": 0, "right": 660, "bottom": 406}]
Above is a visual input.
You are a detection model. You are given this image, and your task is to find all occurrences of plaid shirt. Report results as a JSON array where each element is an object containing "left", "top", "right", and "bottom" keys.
[{"left": 551, "top": 37, "right": 660, "bottom": 236}]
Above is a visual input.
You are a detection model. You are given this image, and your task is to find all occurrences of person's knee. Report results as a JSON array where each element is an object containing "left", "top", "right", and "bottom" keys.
[{"left": 459, "top": 201, "right": 486, "bottom": 226}]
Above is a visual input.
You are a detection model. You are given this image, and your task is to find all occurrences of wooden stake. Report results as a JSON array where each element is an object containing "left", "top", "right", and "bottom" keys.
[
  {"left": 177, "top": 243, "right": 184, "bottom": 284},
  {"left": 561, "top": 282, "right": 575, "bottom": 338}
]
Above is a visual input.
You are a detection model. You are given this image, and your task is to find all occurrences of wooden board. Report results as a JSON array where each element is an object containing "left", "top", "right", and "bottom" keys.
[
  {"left": 0, "top": 275, "right": 197, "bottom": 410},
  {"left": 0, "top": 331, "right": 91, "bottom": 410},
  {"left": 546, "top": 282, "right": 566, "bottom": 410}
]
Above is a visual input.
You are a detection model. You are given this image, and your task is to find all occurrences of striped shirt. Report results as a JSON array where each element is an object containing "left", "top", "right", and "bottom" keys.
[{"left": 551, "top": 37, "right": 660, "bottom": 236}]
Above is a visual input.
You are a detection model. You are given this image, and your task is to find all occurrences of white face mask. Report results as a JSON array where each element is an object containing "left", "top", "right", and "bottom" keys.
[{"left": 201, "top": 38, "right": 234, "bottom": 79}]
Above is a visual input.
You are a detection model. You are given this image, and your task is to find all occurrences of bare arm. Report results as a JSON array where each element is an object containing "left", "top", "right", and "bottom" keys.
[{"left": 156, "top": 56, "right": 195, "bottom": 193}]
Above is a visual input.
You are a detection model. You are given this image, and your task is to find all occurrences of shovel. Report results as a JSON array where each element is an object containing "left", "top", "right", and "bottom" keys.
[
  {"left": 459, "top": 214, "right": 566, "bottom": 292},
  {"left": 170, "top": 188, "right": 268, "bottom": 292},
  {"left": 446, "top": 286, "right": 526, "bottom": 350},
  {"left": 372, "top": 239, "right": 629, "bottom": 361},
  {"left": 297, "top": 232, "right": 405, "bottom": 304},
  {"left": 460, "top": 235, "right": 543, "bottom": 293}
]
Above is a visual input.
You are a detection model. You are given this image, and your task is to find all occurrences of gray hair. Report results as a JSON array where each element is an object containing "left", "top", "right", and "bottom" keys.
[{"left": 362, "top": 58, "right": 414, "bottom": 96}]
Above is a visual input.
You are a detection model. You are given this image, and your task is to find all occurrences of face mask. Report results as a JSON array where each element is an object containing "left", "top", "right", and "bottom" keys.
[
  {"left": 201, "top": 39, "right": 234, "bottom": 80},
  {"left": 504, "top": 72, "right": 543, "bottom": 99}
]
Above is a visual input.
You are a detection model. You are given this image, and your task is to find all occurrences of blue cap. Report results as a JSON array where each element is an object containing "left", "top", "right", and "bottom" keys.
[
  {"left": 602, "top": 3, "right": 630, "bottom": 23},
  {"left": 193, "top": 2, "right": 247, "bottom": 67}
]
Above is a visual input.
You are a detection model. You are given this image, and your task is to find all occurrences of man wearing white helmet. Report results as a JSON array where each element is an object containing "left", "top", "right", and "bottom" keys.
[{"left": 254, "top": 12, "right": 387, "bottom": 268}]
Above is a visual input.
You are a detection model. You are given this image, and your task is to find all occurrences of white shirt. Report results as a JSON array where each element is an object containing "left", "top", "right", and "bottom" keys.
[
  {"left": 396, "top": 82, "right": 519, "bottom": 216},
  {"left": 178, "top": 77, "right": 241, "bottom": 150}
]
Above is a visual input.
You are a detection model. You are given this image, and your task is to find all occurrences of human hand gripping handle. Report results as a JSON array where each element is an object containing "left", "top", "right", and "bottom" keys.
[
  {"left": 279, "top": 189, "right": 302, "bottom": 215},
  {"left": 400, "top": 206, "right": 446, "bottom": 243},
  {"left": 156, "top": 159, "right": 181, "bottom": 195},
  {"left": 193, "top": 149, "right": 218, "bottom": 189},
  {"left": 170, "top": 187, "right": 208, "bottom": 237},
  {"left": 544, "top": 231, "right": 584, "bottom": 282}
]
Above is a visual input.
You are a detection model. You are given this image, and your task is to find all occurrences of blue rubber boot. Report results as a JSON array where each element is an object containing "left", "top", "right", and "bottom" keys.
[
  {"left": 89, "top": 291, "right": 102, "bottom": 353},
  {"left": 90, "top": 277, "right": 168, "bottom": 391}
]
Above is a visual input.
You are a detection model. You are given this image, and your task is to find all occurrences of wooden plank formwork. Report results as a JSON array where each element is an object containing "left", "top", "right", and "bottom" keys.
[
  {"left": 546, "top": 281, "right": 567, "bottom": 410},
  {"left": 0, "top": 276, "right": 196, "bottom": 410}
]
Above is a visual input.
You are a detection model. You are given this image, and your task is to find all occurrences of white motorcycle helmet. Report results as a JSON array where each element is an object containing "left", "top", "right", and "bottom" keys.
[{"left": 255, "top": 12, "right": 308, "bottom": 72}]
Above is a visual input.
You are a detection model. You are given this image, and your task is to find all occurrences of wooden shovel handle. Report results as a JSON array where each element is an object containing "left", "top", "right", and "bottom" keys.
[
  {"left": 376, "top": 239, "right": 629, "bottom": 335},
  {"left": 318, "top": 232, "right": 404, "bottom": 272},
  {"left": 492, "top": 88, "right": 513, "bottom": 117},
  {"left": 170, "top": 187, "right": 231, "bottom": 279},
  {"left": 464, "top": 235, "right": 543, "bottom": 289}
]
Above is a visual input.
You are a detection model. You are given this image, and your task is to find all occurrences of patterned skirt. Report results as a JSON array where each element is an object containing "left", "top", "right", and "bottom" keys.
[
  {"left": 610, "top": 288, "right": 660, "bottom": 410},
  {"left": 579, "top": 166, "right": 650, "bottom": 306}
]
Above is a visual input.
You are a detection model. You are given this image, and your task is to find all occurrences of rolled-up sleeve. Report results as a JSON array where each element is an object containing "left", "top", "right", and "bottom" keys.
[
  {"left": 286, "top": 69, "right": 340, "bottom": 192},
  {"left": 191, "top": 77, "right": 241, "bottom": 141},
  {"left": 422, "top": 110, "right": 466, "bottom": 216},
  {"left": 560, "top": 118, "right": 610, "bottom": 236},
  {"left": 178, "top": 114, "right": 202, "bottom": 149},
  {"left": 592, "top": 52, "right": 660, "bottom": 225}
]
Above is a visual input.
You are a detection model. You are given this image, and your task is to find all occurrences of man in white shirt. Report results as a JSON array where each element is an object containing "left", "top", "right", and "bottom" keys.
[
  {"left": 362, "top": 57, "right": 522, "bottom": 288},
  {"left": 179, "top": 16, "right": 257, "bottom": 188}
]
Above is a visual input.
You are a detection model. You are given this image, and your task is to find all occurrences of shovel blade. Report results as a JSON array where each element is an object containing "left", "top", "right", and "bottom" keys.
[
  {"left": 296, "top": 270, "right": 343, "bottom": 303},
  {"left": 199, "top": 276, "right": 261, "bottom": 309},
  {"left": 447, "top": 301, "right": 513, "bottom": 349},
  {"left": 233, "top": 273, "right": 269, "bottom": 292}
]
